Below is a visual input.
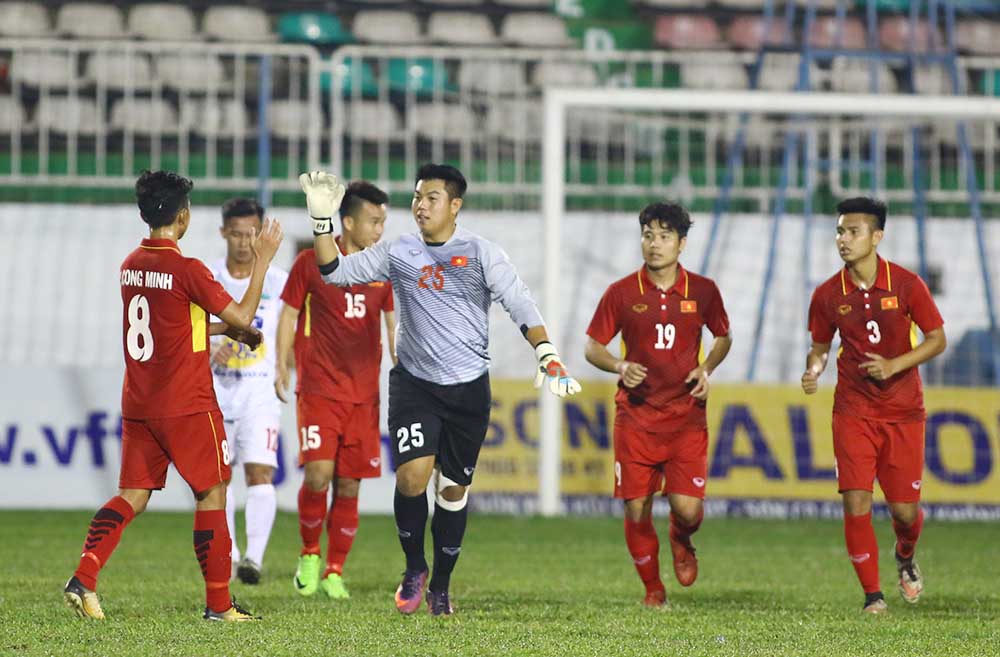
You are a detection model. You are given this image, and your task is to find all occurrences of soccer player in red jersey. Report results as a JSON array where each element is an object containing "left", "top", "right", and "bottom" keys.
[
  {"left": 584, "top": 202, "right": 732, "bottom": 608},
  {"left": 63, "top": 170, "right": 283, "bottom": 621},
  {"left": 802, "top": 197, "right": 946, "bottom": 614},
  {"left": 276, "top": 181, "right": 396, "bottom": 599}
]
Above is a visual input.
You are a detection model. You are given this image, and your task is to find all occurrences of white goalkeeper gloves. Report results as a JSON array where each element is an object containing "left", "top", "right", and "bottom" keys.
[
  {"left": 533, "top": 342, "right": 582, "bottom": 398},
  {"left": 299, "top": 171, "right": 346, "bottom": 235}
]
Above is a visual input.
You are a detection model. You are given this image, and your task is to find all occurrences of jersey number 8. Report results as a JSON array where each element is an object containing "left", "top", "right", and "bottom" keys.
[{"left": 126, "top": 294, "right": 154, "bottom": 361}]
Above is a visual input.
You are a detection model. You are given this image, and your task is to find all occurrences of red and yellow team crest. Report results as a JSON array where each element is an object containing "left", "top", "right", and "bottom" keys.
[
  {"left": 680, "top": 300, "right": 697, "bottom": 313},
  {"left": 838, "top": 304, "right": 852, "bottom": 316},
  {"left": 632, "top": 303, "right": 648, "bottom": 314},
  {"left": 881, "top": 296, "right": 899, "bottom": 310},
  {"left": 451, "top": 256, "right": 468, "bottom": 267}
]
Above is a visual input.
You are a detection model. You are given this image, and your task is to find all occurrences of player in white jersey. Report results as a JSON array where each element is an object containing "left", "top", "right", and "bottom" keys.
[{"left": 209, "top": 197, "right": 289, "bottom": 585}]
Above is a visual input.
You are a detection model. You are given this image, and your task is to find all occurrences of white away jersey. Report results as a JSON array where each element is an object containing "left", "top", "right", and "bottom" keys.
[{"left": 209, "top": 260, "right": 289, "bottom": 419}]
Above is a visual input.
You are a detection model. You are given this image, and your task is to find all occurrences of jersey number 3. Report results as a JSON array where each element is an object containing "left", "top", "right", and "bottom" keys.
[{"left": 126, "top": 294, "right": 154, "bottom": 361}]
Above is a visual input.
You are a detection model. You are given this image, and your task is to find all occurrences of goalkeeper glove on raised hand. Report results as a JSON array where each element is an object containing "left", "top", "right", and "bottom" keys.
[
  {"left": 298, "top": 171, "right": 346, "bottom": 235},
  {"left": 533, "top": 342, "right": 582, "bottom": 398}
]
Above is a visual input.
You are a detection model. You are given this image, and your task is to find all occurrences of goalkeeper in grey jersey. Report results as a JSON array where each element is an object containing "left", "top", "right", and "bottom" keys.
[{"left": 299, "top": 163, "right": 581, "bottom": 616}]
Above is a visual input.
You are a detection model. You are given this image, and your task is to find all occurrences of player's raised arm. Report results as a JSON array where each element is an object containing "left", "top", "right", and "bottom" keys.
[{"left": 215, "top": 219, "right": 283, "bottom": 329}]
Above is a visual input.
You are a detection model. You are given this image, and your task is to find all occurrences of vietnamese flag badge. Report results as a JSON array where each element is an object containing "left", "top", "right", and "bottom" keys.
[
  {"left": 451, "top": 255, "right": 468, "bottom": 267},
  {"left": 881, "top": 296, "right": 899, "bottom": 310},
  {"left": 680, "top": 300, "right": 697, "bottom": 313}
]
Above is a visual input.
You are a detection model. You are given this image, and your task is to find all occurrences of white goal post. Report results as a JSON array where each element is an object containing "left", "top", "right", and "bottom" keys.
[{"left": 539, "top": 89, "right": 1000, "bottom": 517}]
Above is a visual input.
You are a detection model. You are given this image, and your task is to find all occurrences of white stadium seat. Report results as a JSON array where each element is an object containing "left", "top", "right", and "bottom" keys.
[
  {"left": 830, "top": 58, "right": 898, "bottom": 94},
  {"left": 156, "top": 55, "right": 227, "bottom": 92},
  {"left": 680, "top": 55, "right": 748, "bottom": 90},
  {"left": 956, "top": 20, "right": 1000, "bottom": 55},
  {"left": 411, "top": 103, "right": 479, "bottom": 140},
  {"left": 530, "top": 61, "right": 598, "bottom": 88},
  {"left": 352, "top": 10, "right": 424, "bottom": 44},
  {"left": 344, "top": 101, "right": 401, "bottom": 141},
  {"left": 0, "top": 2, "right": 50, "bottom": 37},
  {"left": 501, "top": 13, "right": 573, "bottom": 48},
  {"left": 35, "top": 96, "right": 102, "bottom": 135},
  {"left": 912, "top": 65, "right": 953, "bottom": 96},
  {"left": 641, "top": 0, "right": 708, "bottom": 7},
  {"left": 427, "top": 12, "right": 497, "bottom": 45},
  {"left": 56, "top": 3, "right": 126, "bottom": 39},
  {"left": 85, "top": 52, "right": 155, "bottom": 90},
  {"left": 179, "top": 98, "right": 250, "bottom": 138},
  {"left": 420, "top": 0, "right": 486, "bottom": 6},
  {"left": 128, "top": 3, "right": 198, "bottom": 41},
  {"left": 268, "top": 100, "right": 322, "bottom": 140},
  {"left": 493, "top": 0, "right": 550, "bottom": 7},
  {"left": 485, "top": 99, "right": 542, "bottom": 141},
  {"left": 202, "top": 5, "right": 272, "bottom": 42},
  {"left": 110, "top": 98, "right": 179, "bottom": 134},
  {"left": 756, "top": 54, "right": 821, "bottom": 91},
  {"left": 458, "top": 60, "right": 526, "bottom": 94},
  {"left": 0, "top": 96, "right": 29, "bottom": 132},
  {"left": 10, "top": 52, "right": 79, "bottom": 88}
]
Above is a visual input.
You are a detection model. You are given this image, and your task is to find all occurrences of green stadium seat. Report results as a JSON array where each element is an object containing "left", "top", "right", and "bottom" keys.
[
  {"left": 279, "top": 12, "right": 353, "bottom": 45},
  {"left": 566, "top": 20, "right": 652, "bottom": 51},
  {"left": 321, "top": 56, "right": 379, "bottom": 97},
  {"left": 554, "top": 0, "right": 635, "bottom": 20},
  {"left": 387, "top": 58, "right": 455, "bottom": 96}
]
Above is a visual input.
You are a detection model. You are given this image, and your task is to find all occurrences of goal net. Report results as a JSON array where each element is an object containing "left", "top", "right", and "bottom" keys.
[{"left": 537, "top": 88, "right": 1000, "bottom": 516}]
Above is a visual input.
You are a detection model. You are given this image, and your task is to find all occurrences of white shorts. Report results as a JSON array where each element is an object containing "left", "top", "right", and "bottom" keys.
[{"left": 223, "top": 413, "right": 280, "bottom": 468}]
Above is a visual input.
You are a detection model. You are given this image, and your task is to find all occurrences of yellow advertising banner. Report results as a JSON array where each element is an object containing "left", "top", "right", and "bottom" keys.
[{"left": 475, "top": 380, "right": 1000, "bottom": 507}]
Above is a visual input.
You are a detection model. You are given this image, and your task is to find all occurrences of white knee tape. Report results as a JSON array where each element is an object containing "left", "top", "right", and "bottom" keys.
[{"left": 436, "top": 472, "right": 469, "bottom": 511}]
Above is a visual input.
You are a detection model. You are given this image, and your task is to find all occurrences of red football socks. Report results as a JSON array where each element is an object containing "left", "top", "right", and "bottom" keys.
[
  {"left": 844, "top": 512, "right": 881, "bottom": 594},
  {"left": 893, "top": 508, "right": 924, "bottom": 560},
  {"left": 194, "top": 509, "right": 232, "bottom": 613},
  {"left": 298, "top": 485, "right": 328, "bottom": 556},
  {"left": 73, "top": 496, "right": 136, "bottom": 591},
  {"left": 324, "top": 495, "right": 359, "bottom": 577},
  {"left": 624, "top": 517, "right": 663, "bottom": 594}
]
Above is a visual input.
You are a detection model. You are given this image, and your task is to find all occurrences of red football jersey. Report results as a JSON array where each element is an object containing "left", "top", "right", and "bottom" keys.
[
  {"left": 120, "top": 238, "right": 233, "bottom": 419},
  {"left": 587, "top": 264, "right": 730, "bottom": 431},
  {"left": 808, "top": 257, "right": 944, "bottom": 422},
  {"left": 280, "top": 242, "right": 393, "bottom": 404}
]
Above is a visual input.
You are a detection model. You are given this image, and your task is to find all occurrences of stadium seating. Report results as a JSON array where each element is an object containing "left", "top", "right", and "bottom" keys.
[
  {"left": 485, "top": 99, "right": 543, "bottom": 141},
  {"left": 757, "top": 54, "right": 821, "bottom": 91},
  {"left": 530, "top": 61, "right": 599, "bottom": 89},
  {"left": 411, "top": 103, "right": 480, "bottom": 140},
  {"left": 420, "top": 0, "right": 487, "bottom": 6},
  {"left": 458, "top": 60, "right": 527, "bottom": 95},
  {"left": 911, "top": 65, "right": 955, "bottom": 95},
  {"left": 10, "top": 51, "right": 79, "bottom": 88},
  {"left": 680, "top": 55, "right": 749, "bottom": 90},
  {"left": 110, "top": 97, "right": 179, "bottom": 134},
  {"left": 653, "top": 15, "right": 723, "bottom": 50},
  {"left": 726, "top": 16, "right": 792, "bottom": 51},
  {"left": 156, "top": 54, "right": 228, "bottom": 92},
  {"left": 179, "top": 98, "right": 250, "bottom": 138},
  {"left": 956, "top": 20, "right": 1000, "bottom": 55},
  {"left": 85, "top": 52, "right": 155, "bottom": 90},
  {"left": 427, "top": 12, "right": 498, "bottom": 45},
  {"left": 879, "top": 17, "right": 940, "bottom": 53},
  {"left": 807, "top": 16, "right": 868, "bottom": 50},
  {"left": 127, "top": 3, "right": 197, "bottom": 41},
  {"left": 202, "top": 5, "right": 273, "bottom": 42},
  {"left": 327, "top": 57, "right": 380, "bottom": 96},
  {"left": 267, "top": 99, "right": 321, "bottom": 140},
  {"left": 344, "top": 101, "right": 400, "bottom": 141},
  {"left": 0, "top": 96, "right": 29, "bottom": 133},
  {"left": 0, "top": 2, "right": 49, "bottom": 37},
  {"left": 35, "top": 95, "right": 102, "bottom": 134},
  {"left": 55, "top": 3, "right": 126, "bottom": 39},
  {"left": 639, "top": 0, "right": 708, "bottom": 8},
  {"left": 352, "top": 10, "right": 424, "bottom": 44},
  {"left": 387, "top": 58, "right": 455, "bottom": 95},
  {"left": 830, "top": 57, "right": 898, "bottom": 94},
  {"left": 500, "top": 13, "right": 573, "bottom": 47},
  {"left": 494, "top": 0, "right": 551, "bottom": 7},
  {"left": 278, "top": 12, "right": 353, "bottom": 45}
]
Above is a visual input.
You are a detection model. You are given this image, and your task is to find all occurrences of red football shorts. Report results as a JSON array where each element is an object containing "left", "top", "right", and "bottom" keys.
[
  {"left": 119, "top": 410, "right": 231, "bottom": 495},
  {"left": 296, "top": 392, "right": 382, "bottom": 478},
  {"left": 613, "top": 420, "right": 708, "bottom": 500},
  {"left": 832, "top": 413, "right": 926, "bottom": 503}
]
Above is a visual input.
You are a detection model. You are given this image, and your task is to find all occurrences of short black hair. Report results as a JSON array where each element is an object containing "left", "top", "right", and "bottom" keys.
[
  {"left": 837, "top": 196, "right": 887, "bottom": 231},
  {"left": 221, "top": 197, "right": 264, "bottom": 224},
  {"left": 639, "top": 202, "right": 693, "bottom": 238},
  {"left": 415, "top": 163, "right": 467, "bottom": 199},
  {"left": 135, "top": 170, "right": 193, "bottom": 228},
  {"left": 340, "top": 181, "right": 389, "bottom": 221}
]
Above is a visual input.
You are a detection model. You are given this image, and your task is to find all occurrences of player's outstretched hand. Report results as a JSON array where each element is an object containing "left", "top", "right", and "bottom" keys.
[
  {"left": 685, "top": 366, "right": 710, "bottom": 400},
  {"left": 252, "top": 218, "right": 283, "bottom": 264},
  {"left": 615, "top": 360, "right": 648, "bottom": 389},
  {"left": 533, "top": 342, "right": 582, "bottom": 398},
  {"left": 275, "top": 363, "right": 291, "bottom": 403},
  {"left": 801, "top": 368, "right": 819, "bottom": 394},
  {"left": 860, "top": 352, "right": 897, "bottom": 381},
  {"left": 299, "top": 171, "right": 346, "bottom": 234}
]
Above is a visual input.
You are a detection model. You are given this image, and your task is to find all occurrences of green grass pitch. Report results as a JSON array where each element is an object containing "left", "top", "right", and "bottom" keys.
[{"left": 2, "top": 510, "right": 997, "bottom": 656}]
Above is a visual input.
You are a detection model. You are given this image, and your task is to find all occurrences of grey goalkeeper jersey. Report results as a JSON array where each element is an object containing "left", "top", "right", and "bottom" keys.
[{"left": 321, "top": 225, "right": 544, "bottom": 385}]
